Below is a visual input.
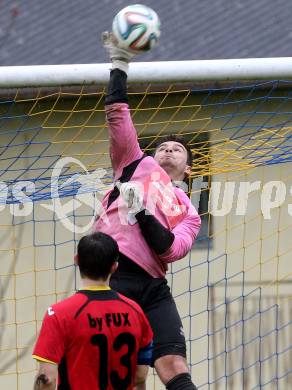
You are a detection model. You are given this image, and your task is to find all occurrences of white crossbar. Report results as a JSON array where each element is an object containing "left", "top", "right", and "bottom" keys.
[{"left": 0, "top": 57, "right": 292, "bottom": 87}]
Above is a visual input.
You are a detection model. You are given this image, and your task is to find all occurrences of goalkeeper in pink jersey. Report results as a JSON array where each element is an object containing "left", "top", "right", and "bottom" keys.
[{"left": 93, "top": 32, "right": 201, "bottom": 390}]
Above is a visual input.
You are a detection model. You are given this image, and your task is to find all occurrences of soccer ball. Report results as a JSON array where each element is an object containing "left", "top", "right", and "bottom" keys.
[{"left": 112, "top": 4, "right": 161, "bottom": 53}]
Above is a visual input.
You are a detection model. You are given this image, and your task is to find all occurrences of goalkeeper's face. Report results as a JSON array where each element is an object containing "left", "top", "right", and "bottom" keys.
[{"left": 154, "top": 141, "right": 191, "bottom": 181}]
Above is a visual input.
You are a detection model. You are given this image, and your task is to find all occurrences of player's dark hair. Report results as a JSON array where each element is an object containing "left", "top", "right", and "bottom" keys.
[
  {"left": 154, "top": 135, "right": 193, "bottom": 167},
  {"left": 77, "top": 232, "right": 119, "bottom": 280}
]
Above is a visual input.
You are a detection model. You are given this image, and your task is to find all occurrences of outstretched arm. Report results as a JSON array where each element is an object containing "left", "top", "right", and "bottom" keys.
[
  {"left": 103, "top": 33, "right": 143, "bottom": 179},
  {"left": 105, "top": 70, "right": 143, "bottom": 179}
]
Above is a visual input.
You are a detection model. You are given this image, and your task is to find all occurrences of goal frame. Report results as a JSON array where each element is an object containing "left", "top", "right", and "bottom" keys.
[{"left": 0, "top": 57, "right": 292, "bottom": 88}]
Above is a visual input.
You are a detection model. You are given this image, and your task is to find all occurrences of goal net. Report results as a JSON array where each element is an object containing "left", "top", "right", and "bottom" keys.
[{"left": 0, "top": 59, "right": 291, "bottom": 389}]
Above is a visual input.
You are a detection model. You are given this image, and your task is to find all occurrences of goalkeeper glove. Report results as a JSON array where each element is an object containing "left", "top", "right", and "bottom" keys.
[
  {"left": 119, "top": 182, "right": 144, "bottom": 225},
  {"left": 102, "top": 31, "right": 136, "bottom": 74},
  {"left": 119, "top": 182, "right": 175, "bottom": 254}
]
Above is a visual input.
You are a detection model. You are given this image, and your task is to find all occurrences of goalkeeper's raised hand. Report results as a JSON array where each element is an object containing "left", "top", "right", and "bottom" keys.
[{"left": 102, "top": 31, "right": 136, "bottom": 74}]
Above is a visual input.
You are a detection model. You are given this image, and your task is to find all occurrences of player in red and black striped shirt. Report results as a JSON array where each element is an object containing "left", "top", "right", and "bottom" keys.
[{"left": 32, "top": 232, "right": 153, "bottom": 390}]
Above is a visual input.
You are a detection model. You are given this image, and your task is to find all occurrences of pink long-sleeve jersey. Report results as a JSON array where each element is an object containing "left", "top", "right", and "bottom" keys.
[{"left": 93, "top": 103, "right": 201, "bottom": 278}]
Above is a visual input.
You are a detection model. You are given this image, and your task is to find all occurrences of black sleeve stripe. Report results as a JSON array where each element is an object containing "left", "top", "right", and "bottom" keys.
[{"left": 74, "top": 297, "right": 90, "bottom": 319}]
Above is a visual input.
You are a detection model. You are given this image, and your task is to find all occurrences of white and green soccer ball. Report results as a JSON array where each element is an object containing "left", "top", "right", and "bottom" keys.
[{"left": 112, "top": 4, "right": 161, "bottom": 53}]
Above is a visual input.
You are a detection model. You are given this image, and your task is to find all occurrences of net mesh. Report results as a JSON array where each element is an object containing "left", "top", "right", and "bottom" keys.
[{"left": 0, "top": 79, "right": 291, "bottom": 389}]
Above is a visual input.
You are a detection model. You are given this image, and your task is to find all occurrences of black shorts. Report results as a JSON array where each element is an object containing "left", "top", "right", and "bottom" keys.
[{"left": 110, "top": 256, "right": 186, "bottom": 365}]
